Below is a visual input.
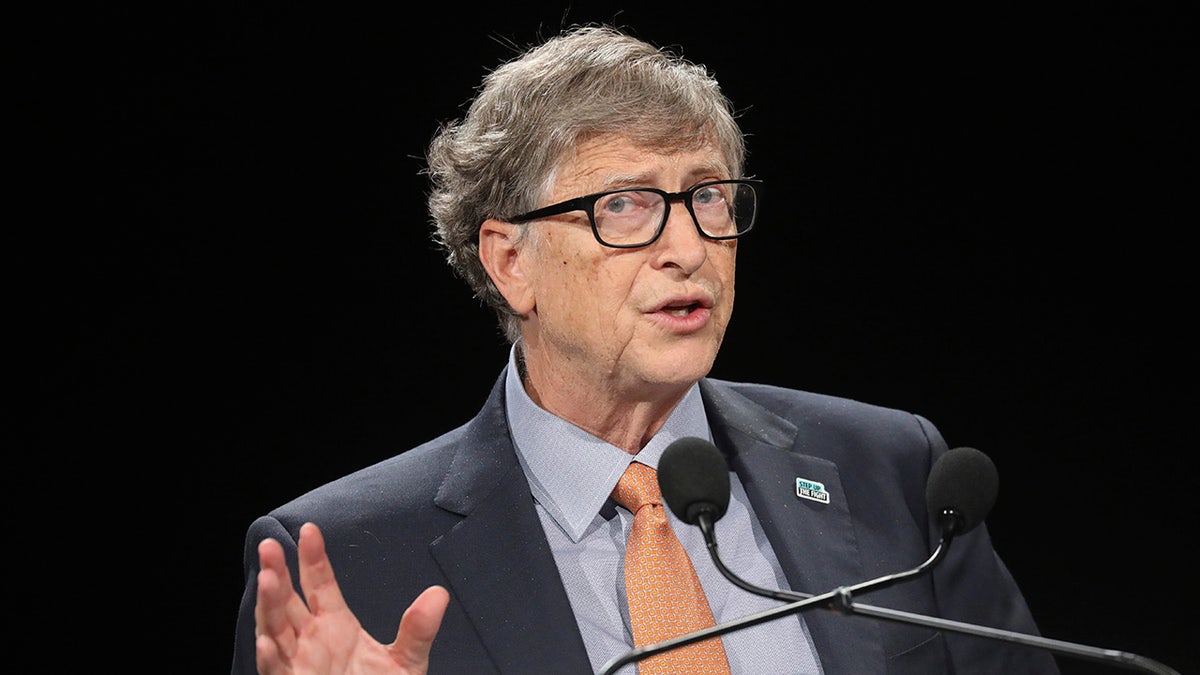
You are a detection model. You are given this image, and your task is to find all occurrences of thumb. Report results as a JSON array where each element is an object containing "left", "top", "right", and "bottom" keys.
[{"left": 388, "top": 585, "right": 450, "bottom": 672}]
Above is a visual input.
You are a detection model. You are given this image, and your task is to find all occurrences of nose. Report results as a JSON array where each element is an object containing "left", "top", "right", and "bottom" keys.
[{"left": 651, "top": 201, "right": 709, "bottom": 273}]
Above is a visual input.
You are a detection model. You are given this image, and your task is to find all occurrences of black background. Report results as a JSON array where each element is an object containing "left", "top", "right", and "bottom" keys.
[{"left": 38, "top": 3, "right": 1193, "bottom": 673}]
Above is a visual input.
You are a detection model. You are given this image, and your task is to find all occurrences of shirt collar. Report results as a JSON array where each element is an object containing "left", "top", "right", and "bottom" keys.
[{"left": 504, "top": 344, "right": 712, "bottom": 542}]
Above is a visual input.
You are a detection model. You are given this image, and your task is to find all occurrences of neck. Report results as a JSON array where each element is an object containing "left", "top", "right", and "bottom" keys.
[{"left": 517, "top": 346, "right": 691, "bottom": 454}]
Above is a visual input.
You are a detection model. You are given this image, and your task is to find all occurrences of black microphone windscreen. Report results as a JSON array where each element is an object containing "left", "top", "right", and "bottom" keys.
[
  {"left": 658, "top": 437, "right": 731, "bottom": 524},
  {"left": 925, "top": 446, "right": 998, "bottom": 534}
]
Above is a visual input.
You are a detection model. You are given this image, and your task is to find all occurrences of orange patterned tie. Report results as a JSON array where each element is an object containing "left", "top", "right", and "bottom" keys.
[{"left": 611, "top": 462, "right": 731, "bottom": 674}]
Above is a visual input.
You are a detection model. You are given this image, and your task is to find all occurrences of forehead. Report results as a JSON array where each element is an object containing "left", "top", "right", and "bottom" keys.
[{"left": 548, "top": 134, "right": 729, "bottom": 196}]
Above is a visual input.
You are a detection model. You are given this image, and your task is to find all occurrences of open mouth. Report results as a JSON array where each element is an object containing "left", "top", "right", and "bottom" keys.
[{"left": 662, "top": 302, "right": 701, "bottom": 317}]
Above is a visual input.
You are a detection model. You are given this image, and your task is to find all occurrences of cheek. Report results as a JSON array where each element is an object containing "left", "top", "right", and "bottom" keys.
[
  {"left": 558, "top": 258, "right": 644, "bottom": 345},
  {"left": 543, "top": 235, "right": 633, "bottom": 298},
  {"left": 536, "top": 245, "right": 612, "bottom": 314},
  {"left": 709, "top": 243, "right": 737, "bottom": 282},
  {"left": 580, "top": 258, "right": 637, "bottom": 319},
  {"left": 712, "top": 248, "right": 738, "bottom": 323}
]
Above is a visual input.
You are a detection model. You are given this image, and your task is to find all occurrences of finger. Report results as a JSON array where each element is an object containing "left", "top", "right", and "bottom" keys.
[
  {"left": 388, "top": 585, "right": 450, "bottom": 670},
  {"left": 255, "top": 538, "right": 289, "bottom": 637},
  {"left": 255, "top": 537, "right": 308, "bottom": 658},
  {"left": 295, "top": 522, "right": 351, "bottom": 617},
  {"left": 256, "top": 631, "right": 288, "bottom": 675}
]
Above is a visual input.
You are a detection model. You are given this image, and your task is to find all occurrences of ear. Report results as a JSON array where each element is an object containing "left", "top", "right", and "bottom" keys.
[{"left": 479, "top": 218, "right": 536, "bottom": 315}]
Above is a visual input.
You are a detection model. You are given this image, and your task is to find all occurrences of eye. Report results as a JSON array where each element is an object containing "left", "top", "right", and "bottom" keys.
[
  {"left": 603, "top": 194, "right": 635, "bottom": 214},
  {"left": 598, "top": 190, "right": 654, "bottom": 216},
  {"left": 692, "top": 185, "right": 726, "bottom": 207}
]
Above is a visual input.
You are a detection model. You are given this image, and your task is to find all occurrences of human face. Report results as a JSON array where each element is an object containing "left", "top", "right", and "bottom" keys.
[{"left": 519, "top": 135, "right": 737, "bottom": 400}]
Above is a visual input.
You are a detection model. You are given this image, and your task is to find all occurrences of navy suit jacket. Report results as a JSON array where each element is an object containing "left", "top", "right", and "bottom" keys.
[{"left": 232, "top": 370, "right": 1059, "bottom": 674}]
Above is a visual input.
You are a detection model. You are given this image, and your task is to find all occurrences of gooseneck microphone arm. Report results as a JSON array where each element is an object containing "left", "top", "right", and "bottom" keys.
[{"left": 696, "top": 510, "right": 954, "bottom": 604}]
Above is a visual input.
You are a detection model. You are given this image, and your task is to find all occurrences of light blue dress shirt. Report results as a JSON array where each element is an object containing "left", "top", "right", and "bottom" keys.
[{"left": 504, "top": 347, "right": 823, "bottom": 674}]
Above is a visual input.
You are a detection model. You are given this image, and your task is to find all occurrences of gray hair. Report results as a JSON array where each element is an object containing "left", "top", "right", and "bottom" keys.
[{"left": 424, "top": 24, "right": 747, "bottom": 343}]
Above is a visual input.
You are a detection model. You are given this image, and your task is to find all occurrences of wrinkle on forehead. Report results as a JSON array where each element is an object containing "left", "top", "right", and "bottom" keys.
[{"left": 546, "top": 135, "right": 730, "bottom": 199}]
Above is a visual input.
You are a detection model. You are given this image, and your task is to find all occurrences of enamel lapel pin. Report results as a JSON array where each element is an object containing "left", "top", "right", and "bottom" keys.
[{"left": 796, "top": 477, "right": 830, "bottom": 504}]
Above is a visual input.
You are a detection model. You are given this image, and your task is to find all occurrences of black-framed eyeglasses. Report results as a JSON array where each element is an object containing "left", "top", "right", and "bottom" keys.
[{"left": 508, "top": 179, "right": 762, "bottom": 249}]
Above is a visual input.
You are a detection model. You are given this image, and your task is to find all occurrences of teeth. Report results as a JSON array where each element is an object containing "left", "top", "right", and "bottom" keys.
[{"left": 666, "top": 307, "right": 691, "bottom": 317}]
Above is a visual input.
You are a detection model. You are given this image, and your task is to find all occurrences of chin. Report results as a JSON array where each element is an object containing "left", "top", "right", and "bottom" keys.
[{"left": 642, "top": 348, "right": 717, "bottom": 387}]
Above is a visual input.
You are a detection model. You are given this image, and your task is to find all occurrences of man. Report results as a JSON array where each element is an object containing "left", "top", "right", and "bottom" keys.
[{"left": 234, "top": 25, "right": 1058, "bottom": 674}]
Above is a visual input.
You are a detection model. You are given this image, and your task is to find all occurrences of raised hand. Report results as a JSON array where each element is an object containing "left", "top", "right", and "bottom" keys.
[{"left": 254, "top": 522, "right": 449, "bottom": 674}]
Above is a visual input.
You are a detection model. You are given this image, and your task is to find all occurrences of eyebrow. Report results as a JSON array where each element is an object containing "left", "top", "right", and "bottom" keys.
[{"left": 595, "top": 163, "right": 730, "bottom": 192}]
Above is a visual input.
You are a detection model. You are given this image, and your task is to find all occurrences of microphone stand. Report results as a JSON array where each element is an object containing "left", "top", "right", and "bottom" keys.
[
  {"left": 598, "top": 512, "right": 1180, "bottom": 675},
  {"left": 597, "top": 581, "right": 844, "bottom": 675}
]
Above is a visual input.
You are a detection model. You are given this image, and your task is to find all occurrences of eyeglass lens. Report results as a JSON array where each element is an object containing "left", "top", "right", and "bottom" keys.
[{"left": 593, "top": 182, "right": 755, "bottom": 246}]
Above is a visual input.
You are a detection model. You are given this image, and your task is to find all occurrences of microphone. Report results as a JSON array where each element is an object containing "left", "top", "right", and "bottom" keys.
[
  {"left": 597, "top": 438, "right": 1181, "bottom": 675},
  {"left": 925, "top": 445, "right": 997, "bottom": 537},
  {"left": 657, "top": 435, "right": 731, "bottom": 525}
]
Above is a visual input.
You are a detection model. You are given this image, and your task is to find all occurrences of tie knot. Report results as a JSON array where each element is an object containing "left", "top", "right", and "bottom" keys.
[{"left": 612, "top": 462, "right": 662, "bottom": 513}]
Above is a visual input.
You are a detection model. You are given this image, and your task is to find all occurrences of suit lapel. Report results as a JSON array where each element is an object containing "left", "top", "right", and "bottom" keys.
[
  {"left": 429, "top": 373, "right": 593, "bottom": 674},
  {"left": 701, "top": 379, "right": 887, "bottom": 674}
]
